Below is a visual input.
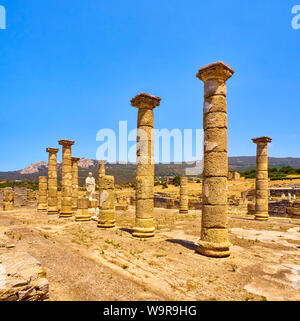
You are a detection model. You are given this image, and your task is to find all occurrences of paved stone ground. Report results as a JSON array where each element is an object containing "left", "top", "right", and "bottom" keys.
[{"left": 0, "top": 205, "right": 299, "bottom": 301}]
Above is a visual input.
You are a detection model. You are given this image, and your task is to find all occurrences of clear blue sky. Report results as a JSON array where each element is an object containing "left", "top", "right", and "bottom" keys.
[{"left": 0, "top": 0, "right": 299, "bottom": 171}]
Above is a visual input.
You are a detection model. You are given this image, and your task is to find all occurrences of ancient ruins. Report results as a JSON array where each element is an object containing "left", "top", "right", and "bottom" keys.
[
  {"left": 46, "top": 148, "right": 59, "bottom": 215},
  {"left": 252, "top": 136, "right": 272, "bottom": 221},
  {"left": 196, "top": 61, "right": 234, "bottom": 258},
  {"left": 179, "top": 177, "right": 189, "bottom": 214},
  {"left": 71, "top": 157, "right": 80, "bottom": 210},
  {"left": 131, "top": 93, "right": 161, "bottom": 238},
  {"left": 98, "top": 175, "right": 115, "bottom": 228},
  {"left": 1, "top": 61, "right": 300, "bottom": 302},
  {"left": 58, "top": 140, "right": 74, "bottom": 218}
]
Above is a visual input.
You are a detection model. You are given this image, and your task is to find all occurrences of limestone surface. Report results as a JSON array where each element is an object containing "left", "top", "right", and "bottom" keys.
[
  {"left": 252, "top": 136, "right": 272, "bottom": 221},
  {"left": 46, "top": 148, "right": 59, "bottom": 215},
  {"left": 131, "top": 93, "right": 161, "bottom": 238},
  {"left": 98, "top": 175, "right": 115, "bottom": 228},
  {"left": 196, "top": 61, "right": 234, "bottom": 258},
  {"left": 0, "top": 250, "right": 49, "bottom": 301},
  {"left": 71, "top": 157, "right": 80, "bottom": 210},
  {"left": 179, "top": 177, "right": 189, "bottom": 214},
  {"left": 58, "top": 139, "right": 74, "bottom": 218}
]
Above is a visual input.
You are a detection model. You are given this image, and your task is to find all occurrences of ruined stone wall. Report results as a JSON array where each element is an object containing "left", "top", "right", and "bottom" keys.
[
  {"left": 268, "top": 200, "right": 290, "bottom": 218},
  {"left": 269, "top": 188, "right": 300, "bottom": 197}
]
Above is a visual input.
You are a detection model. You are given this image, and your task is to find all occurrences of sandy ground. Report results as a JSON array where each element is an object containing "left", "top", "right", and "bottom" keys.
[{"left": 0, "top": 204, "right": 300, "bottom": 301}]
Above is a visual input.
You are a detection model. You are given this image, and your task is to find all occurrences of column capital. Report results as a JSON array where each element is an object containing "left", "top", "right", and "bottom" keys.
[
  {"left": 196, "top": 61, "right": 234, "bottom": 83},
  {"left": 71, "top": 157, "right": 81, "bottom": 163},
  {"left": 98, "top": 160, "right": 107, "bottom": 165},
  {"left": 131, "top": 93, "right": 161, "bottom": 109},
  {"left": 46, "top": 147, "right": 59, "bottom": 154},
  {"left": 58, "top": 139, "right": 75, "bottom": 147},
  {"left": 252, "top": 136, "right": 272, "bottom": 145}
]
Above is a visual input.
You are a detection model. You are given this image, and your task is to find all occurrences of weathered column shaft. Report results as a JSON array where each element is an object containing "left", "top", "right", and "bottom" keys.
[
  {"left": 98, "top": 160, "right": 106, "bottom": 204},
  {"left": 196, "top": 61, "right": 234, "bottom": 258},
  {"left": 179, "top": 177, "right": 189, "bottom": 214},
  {"left": 3, "top": 188, "right": 14, "bottom": 211},
  {"left": 75, "top": 197, "right": 91, "bottom": 221},
  {"left": 252, "top": 137, "right": 272, "bottom": 221},
  {"left": 131, "top": 93, "right": 161, "bottom": 238},
  {"left": 72, "top": 157, "right": 80, "bottom": 210},
  {"left": 58, "top": 139, "right": 74, "bottom": 217},
  {"left": 37, "top": 176, "right": 48, "bottom": 211},
  {"left": 46, "top": 148, "right": 59, "bottom": 214},
  {"left": 98, "top": 175, "right": 115, "bottom": 228}
]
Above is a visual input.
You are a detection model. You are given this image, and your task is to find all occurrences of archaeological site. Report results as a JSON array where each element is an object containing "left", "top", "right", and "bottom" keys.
[{"left": 0, "top": 1, "right": 299, "bottom": 309}]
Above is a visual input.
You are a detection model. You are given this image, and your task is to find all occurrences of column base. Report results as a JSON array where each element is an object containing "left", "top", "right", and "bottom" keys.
[
  {"left": 37, "top": 205, "right": 47, "bottom": 212},
  {"left": 47, "top": 211, "right": 59, "bottom": 215},
  {"left": 255, "top": 212, "right": 269, "bottom": 221},
  {"left": 196, "top": 241, "right": 231, "bottom": 258},
  {"left": 97, "top": 222, "right": 115, "bottom": 228},
  {"left": 59, "top": 212, "right": 73, "bottom": 218},
  {"left": 179, "top": 209, "right": 189, "bottom": 214},
  {"left": 132, "top": 228, "right": 155, "bottom": 238},
  {"left": 47, "top": 206, "right": 59, "bottom": 215},
  {"left": 132, "top": 217, "right": 155, "bottom": 238},
  {"left": 75, "top": 216, "right": 91, "bottom": 222}
]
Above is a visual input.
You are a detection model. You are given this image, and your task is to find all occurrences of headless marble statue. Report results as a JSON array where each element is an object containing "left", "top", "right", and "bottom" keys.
[{"left": 86, "top": 172, "right": 96, "bottom": 201}]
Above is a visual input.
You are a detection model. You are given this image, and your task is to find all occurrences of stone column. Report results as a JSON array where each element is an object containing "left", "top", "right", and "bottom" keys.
[
  {"left": 98, "top": 160, "right": 106, "bottom": 177},
  {"left": 75, "top": 197, "right": 91, "bottom": 221},
  {"left": 46, "top": 148, "right": 59, "bottom": 214},
  {"left": 3, "top": 188, "right": 14, "bottom": 211},
  {"left": 196, "top": 61, "right": 234, "bottom": 258},
  {"left": 179, "top": 177, "right": 189, "bottom": 214},
  {"left": 131, "top": 93, "right": 161, "bottom": 238},
  {"left": 58, "top": 139, "right": 75, "bottom": 218},
  {"left": 37, "top": 176, "right": 48, "bottom": 211},
  {"left": 98, "top": 160, "right": 106, "bottom": 204},
  {"left": 98, "top": 175, "right": 115, "bottom": 228},
  {"left": 252, "top": 136, "right": 272, "bottom": 221},
  {"left": 71, "top": 157, "right": 80, "bottom": 210}
]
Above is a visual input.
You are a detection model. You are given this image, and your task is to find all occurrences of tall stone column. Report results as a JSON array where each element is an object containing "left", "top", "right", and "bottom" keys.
[
  {"left": 37, "top": 176, "right": 48, "bottom": 211},
  {"left": 71, "top": 157, "right": 80, "bottom": 210},
  {"left": 179, "top": 177, "right": 189, "bottom": 214},
  {"left": 46, "top": 148, "right": 59, "bottom": 214},
  {"left": 98, "top": 175, "right": 115, "bottom": 228},
  {"left": 196, "top": 61, "right": 234, "bottom": 258},
  {"left": 131, "top": 93, "right": 161, "bottom": 238},
  {"left": 58, "top": 139, "right": 75, "bottom": 218},
  {"left": 252, "top": 136, "right": 272, "bottom": 221},
  {"left": 98, "top": 160, "right": 106, "bottom": 203}
]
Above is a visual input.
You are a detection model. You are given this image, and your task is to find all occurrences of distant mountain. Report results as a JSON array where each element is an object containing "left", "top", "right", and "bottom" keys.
[
  {"left": 1, "top": 157, "right": 300, "bottom": 185},
  {"left": 20, "top": 161, "right": 48, "bottom": 174},
  {"left": 229, "top": 157, "right": 300, "bottom": 171}
]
